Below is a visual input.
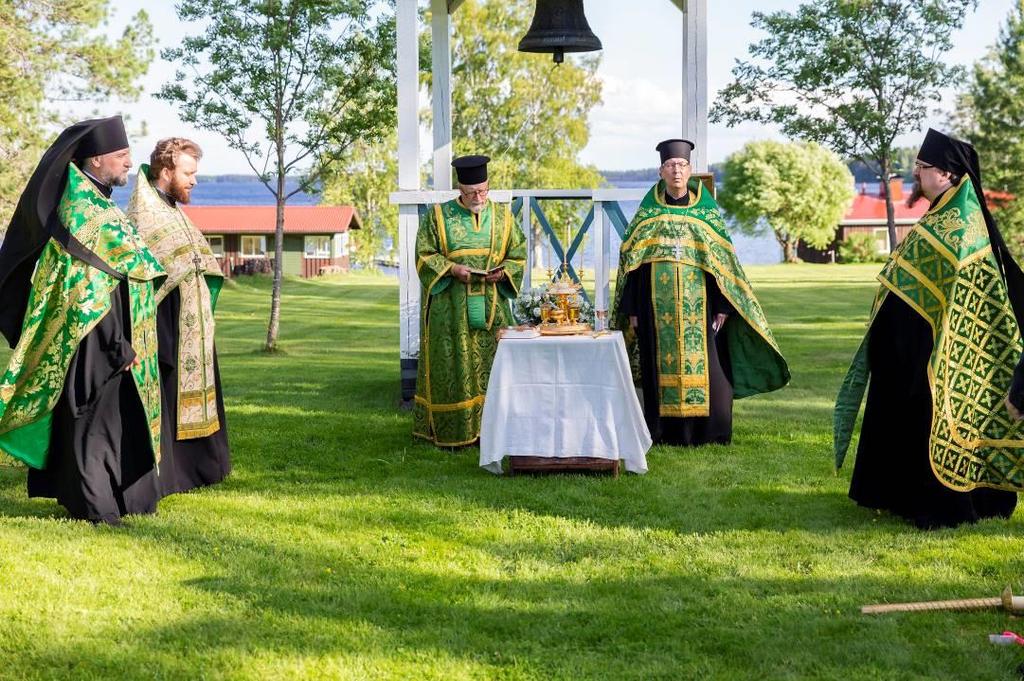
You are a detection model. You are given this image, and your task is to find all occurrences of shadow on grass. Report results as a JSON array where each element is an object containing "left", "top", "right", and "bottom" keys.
[
  {"left": 3, "top": 273, "right": 1024, "bottom": 678},
  {"left": 13, "top": 512, "right": 1018, "bottom": 679}
]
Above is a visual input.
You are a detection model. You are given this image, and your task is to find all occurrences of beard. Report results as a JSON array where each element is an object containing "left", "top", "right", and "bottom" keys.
[
  {"left": 169, "top": 177, "right": 193, "bottom": 204},
  {"left": 109, "top": 170, "right": 129, "bottom": 187},
  {"left": 906, "top": 180, "right": 925, "bottom": 207}
]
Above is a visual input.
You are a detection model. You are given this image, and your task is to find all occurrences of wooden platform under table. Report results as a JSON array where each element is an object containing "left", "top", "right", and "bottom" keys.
[{"left": 507, "top": 456, "right": 620, "bottom": 477}]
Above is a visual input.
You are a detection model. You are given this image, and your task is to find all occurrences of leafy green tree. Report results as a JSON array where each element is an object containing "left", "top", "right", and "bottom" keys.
[
  {"left": 955, "top": 0, "right": 1024, "bottom": 252},
  {"left": 443, "top": 0, "right": 604, "bottom": 271},
  {"left": 322, "top": 132, "right": 399, "bottom": 269},
  {"left": 323, "top": 0, "right": 605, "bottom": 278},
  {"left": 158, "top": 0, "right": 396, "bottom": 351},
  {"left": 719, "top": 140, "right": 853, "bottom": 263},
  {"left": 0, "top": 1, "right": 154, "bottom": 227},
  {"left": 710, "top": 0, "right": 977, "bottom": 253}
]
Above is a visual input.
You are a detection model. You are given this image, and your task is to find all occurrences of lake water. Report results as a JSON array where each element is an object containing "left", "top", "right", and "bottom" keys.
[
  {"left": 108, "top": 176, "right": 782, "bottom": 267},
  {"left": 111, "top": 177, "right": 318, "bottom": 209}
]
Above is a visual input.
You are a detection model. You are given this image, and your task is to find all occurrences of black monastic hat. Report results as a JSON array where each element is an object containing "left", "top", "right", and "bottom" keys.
[
  {"left": 917, "top": 128, "right": 976, "bottom": 179},
  {"left": 0, "top": 115, "right": 130, "bottom": 347},
  {"left": 73, "top": 116, "right": 130, "bottom": 163},
  {"left": 656, "top": 139, "right": 695, "bottom": 164},
  {"left": 917, "top": 128, "right": 1024, "bottom": 329},
  {"left": 452, "top": 155, "right": 490, "bottom": 185}
]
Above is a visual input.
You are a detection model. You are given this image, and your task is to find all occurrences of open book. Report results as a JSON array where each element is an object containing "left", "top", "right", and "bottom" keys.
[{"left": 467, "top": 266, "right": 503, "bottom": 276}]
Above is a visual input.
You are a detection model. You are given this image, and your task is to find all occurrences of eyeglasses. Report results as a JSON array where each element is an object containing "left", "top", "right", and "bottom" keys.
[
  {"left": 913, "top": 160, "right": 934, "bottom": 170},
  {"left": 662, "top": 161, "right": 690, "bottom": 172},
  {"left": 460, "top": 187, "right": 488, "bottom": 197}
]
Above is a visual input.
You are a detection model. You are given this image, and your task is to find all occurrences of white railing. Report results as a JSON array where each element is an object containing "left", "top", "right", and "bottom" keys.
[{"left": 389, "top": 188, "right": 646, "bottom": 400}]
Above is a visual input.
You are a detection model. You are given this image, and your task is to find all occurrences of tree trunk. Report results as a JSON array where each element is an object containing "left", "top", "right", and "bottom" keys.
[
  {"left": 783, "top": 238, "right": 799, "bottom": 263},
  {"left": 880, "top": 156, "right": 898, "bottom": 253},
  {"left": 265, "top": 137, "right": 287, "bottom": 352},
  {"left": 772, "top": 226, "right": 798, "bottom": 264}
]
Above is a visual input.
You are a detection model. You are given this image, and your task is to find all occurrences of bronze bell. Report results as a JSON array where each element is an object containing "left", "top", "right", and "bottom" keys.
[{"left": 518, "top": 0, "right": 603, "bottom": 64}]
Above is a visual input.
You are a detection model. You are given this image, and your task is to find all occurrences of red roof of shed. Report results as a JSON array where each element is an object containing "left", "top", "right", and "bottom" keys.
[
  {"left": 843, "top": 188, "right": 1015, "bottom": 224},
  {"left": 180, "top": 205, "right": 361, "bottom": 234},
  {"left": 844, "top": 194, "right": 928, "bottom": 223}
]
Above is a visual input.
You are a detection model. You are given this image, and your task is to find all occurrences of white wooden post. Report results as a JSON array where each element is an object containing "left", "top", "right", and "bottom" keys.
[
  {"left": 681, "top": 0, "right": 708, "bottom": 172},
  {"left": 431, "top": 0, "right": 453, "bottom": 190},
  {"left": 397, "top": 0, "right": 421, "bottom": 401},
  {"left": 593, "top": 201, "right": 610, "bottom": 314},
  {"left": 521, "top": 196, "right": 532, "bottom": 290}
]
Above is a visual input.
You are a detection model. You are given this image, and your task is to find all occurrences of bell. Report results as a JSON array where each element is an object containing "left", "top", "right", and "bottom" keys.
[{"left": 518, "top": 0, "right": 603, "bottom": 64}]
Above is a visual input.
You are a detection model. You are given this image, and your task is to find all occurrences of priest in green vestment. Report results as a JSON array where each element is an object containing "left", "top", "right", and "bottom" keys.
[
  {"left": 413, "top": 155, "right": 526, "bottom": 446},
  {"left": 0, "top": 116, "right": 166, "bottom": 524},
  {"left": 611, "top": 139, "right": 789, "bottom": 446},
  {"left": 835, "top": 128, "right": 1024, "bottom": 528},
  {"left": 127, "top": 138, "right": 231, "bottom": 495}
]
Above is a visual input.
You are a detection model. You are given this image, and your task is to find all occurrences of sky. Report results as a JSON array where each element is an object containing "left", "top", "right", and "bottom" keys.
[{"left": 85, "top": 0, "right": 1018, "bottom": 174}]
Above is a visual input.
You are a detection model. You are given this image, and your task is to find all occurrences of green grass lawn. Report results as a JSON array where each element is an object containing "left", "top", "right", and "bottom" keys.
[{"left": 2, "top": 264, "right": 1024, "bottom": 680}]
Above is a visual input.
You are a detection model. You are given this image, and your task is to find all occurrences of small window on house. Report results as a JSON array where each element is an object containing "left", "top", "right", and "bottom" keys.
[
  {"left": 872, "top": 228, "right": 889, "bottom": 253},
  {"left": 207, "top": 235, "right": 224, "bottom": 258},
  {"left": 241, "top": 235, "right": 266, "bottom": 258},
  {"left": 304, "top": 235, "right": 332, "bottom": 258}
]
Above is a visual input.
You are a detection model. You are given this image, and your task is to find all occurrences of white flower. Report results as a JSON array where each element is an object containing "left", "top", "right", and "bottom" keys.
[{"left": 532, "top": 306, "right": 541, "bottom": 317}]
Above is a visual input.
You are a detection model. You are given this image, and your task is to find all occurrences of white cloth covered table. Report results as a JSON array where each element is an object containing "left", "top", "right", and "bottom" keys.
[{"left": 480, "top": 331, "right": 652, "bottom": 474}]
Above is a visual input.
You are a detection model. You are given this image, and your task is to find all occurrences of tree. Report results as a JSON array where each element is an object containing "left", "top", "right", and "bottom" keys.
[
  {"left": 710, "top": 0, "right": 977, "bottom": 253},
  {"left": 158, "top": 0, "right": 396, "bottom": 351},
  {"left": 955, "top": 0, "right": 1024, "bottom": 252},
  {"left": 0, "top": 2, "right": 154, "bottom": 227},
  {"left": 719, "top": 140, "right": 853, "bottom": 263},
  {"left": 442, "top": 0, "right": 604, "bottom": 271},
  {"left": 323, "top": 0, "right": 605, "bottom": 279},
  {"left": 847, "top": 146, "right": 917, "bottom": 183},
  {"left": 322, "top": 131, "right": 399, "bottom": 269}
]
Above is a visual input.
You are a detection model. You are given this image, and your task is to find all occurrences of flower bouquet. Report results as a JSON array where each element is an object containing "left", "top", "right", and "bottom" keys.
[{"left": 512, "top": 286, "right": 595, "bottom": 326}]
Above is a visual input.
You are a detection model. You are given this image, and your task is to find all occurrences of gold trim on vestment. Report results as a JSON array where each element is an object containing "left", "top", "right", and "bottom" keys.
[
  {"left": 890, "top": 253, "right": 948, "bottom": 307},
  {"left": 622, "top": 214, "right": 736, "bottom": 255},
  {"left": 412, "top": 430, "right": 480, "bottom": 448},
  {"left": 923, "top": 177, "right": 968, "bottom": 218},
  {"left": 448, "top": 248, "right": 492, "bottom": 259},
  {"left": 414, "top": 394, "right": 486, "bottom": 412},
  {"left": 435, "top": 204, "right": 449, "bottom": 256},
  {"left": 912, "top": 225, "right": 959, "bottom": 265},
  {"left": 654, "top": 179, "right": 703, "bottom": 209},
  {"left": 128, "top": 171, "right": 222, "bottom": 440}
]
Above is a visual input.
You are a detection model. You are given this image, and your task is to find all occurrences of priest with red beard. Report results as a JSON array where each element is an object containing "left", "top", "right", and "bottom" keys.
[
  {"left": 835, "top": 129, "right": 1024, "bottom": 528},
  {"left": 127, "top": 138, "right": 231, "bottom": 495}
]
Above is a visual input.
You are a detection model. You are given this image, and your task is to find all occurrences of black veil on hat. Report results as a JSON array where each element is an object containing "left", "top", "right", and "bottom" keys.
[
  {"left": 918, "top": 128, "right": 1024, "bottom": 330},
  {"left": 0, "top": 115, "right": 129, "bottom": 347}
]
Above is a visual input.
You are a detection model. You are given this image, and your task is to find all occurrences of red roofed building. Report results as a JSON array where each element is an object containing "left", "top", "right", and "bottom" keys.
[
  {"left": 181, "top": 205, "right": 361, "bottom": 278},
  {"left": 799, "top": 180, "right": 1015, "bottom": 262}
]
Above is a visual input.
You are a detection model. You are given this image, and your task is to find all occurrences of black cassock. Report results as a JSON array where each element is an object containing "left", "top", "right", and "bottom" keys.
[
  {"left": 849, "top": 294, "right": 1017, "bottom": 528},
  {"left": 27, "top": 282, "right": 161, "bottom": 524},
  {"left": 617, "top": 191, "right": 735, "bottom": 446},
  {"left": 155, "top": 287, "right": 231, "bottom": 496}
]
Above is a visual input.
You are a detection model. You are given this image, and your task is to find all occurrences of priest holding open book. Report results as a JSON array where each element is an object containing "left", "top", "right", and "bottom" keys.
[{"left": 413, "top": 155, "right": 527, "bottom": 447}]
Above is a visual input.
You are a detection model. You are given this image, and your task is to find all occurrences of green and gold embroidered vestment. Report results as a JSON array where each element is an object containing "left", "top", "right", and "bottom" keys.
[
  {"left": 611, "top": 179, "right": 789, "bottom": 415},
  {"left": 128, "top": 166, "right": 224, "bottom": 440},
  {"left": 414, "top": 198, "right": 526, "bottom": 446},
  {"left": 0, "top": 164, "right": 165, "bottom": 468},
  {"left": 835, "top": 177, "right": 1024, "bottom": 492}
]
